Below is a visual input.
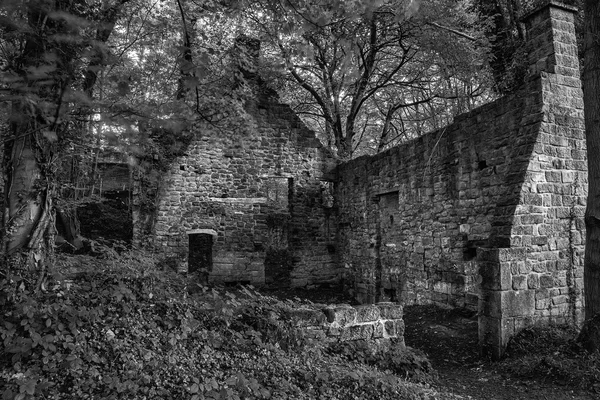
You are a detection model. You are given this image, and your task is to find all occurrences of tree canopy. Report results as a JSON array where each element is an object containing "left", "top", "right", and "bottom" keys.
[
  {"left": 1, "top": 0, "right": 578, "bottom": 280},
  {"left": 243, "top": 0, "right": 494, "bottom": 158}
]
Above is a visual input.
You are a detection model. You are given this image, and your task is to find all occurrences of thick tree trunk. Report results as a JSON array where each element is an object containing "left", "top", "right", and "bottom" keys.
[
  {"left": 1, "top": 2, "right": 60, "bottom": 288},
  {"left": 2, "top": 105, "right": 55, "bottom": 288},
  {"left": 583, "top": 0, "right": 600, "bottom": 318},
  {"left": 1, "top": 1, "right": 125, "bottom": 286}
]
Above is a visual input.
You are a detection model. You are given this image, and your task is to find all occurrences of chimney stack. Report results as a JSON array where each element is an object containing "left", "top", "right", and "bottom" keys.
[
  {"left": 234, "top": 35, "right": 261, "bottom": 81},
  {"left": 522, "top": 0, "right": 579, "bottom": 78}
]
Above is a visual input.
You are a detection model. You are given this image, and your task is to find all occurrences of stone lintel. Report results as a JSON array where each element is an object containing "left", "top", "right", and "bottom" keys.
[
  {"left": 208, "top": 197, "right": 267, "bottom": 204},
  {"left": 374, "top": 188, "right": 401, "bottom": 196},
  {"left": 186, "top": 229, "right": 218, "bottom": 238}
]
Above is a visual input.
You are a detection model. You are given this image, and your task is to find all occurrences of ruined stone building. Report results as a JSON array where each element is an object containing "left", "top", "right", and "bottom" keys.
[
  {"left": 140, "top": 38, "right": 339, "bottom": 287},
  {"left": 335, "top": 2, "right": 586, "bottom": 357},
  {"left": 106, "top": 1, "right": 584, "bottom": 357}
]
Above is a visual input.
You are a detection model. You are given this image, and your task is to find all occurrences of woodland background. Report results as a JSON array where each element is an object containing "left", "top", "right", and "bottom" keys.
[{"left": 3, "top": 0, "right": 600, "bottom": 399}]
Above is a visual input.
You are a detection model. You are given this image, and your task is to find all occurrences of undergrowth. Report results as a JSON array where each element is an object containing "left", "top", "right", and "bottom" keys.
[
  {"left": 1, "top": 248, "right": 450, "bottom": 400},
  {"left": 327, "top": 339, "right": 435, "bottom": 384},
  {"left": 500, "top": 324, "right": 600, "bottom": 392}
]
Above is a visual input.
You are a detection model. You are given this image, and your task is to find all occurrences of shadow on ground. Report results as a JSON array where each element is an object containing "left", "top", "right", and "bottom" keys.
[{"left": 403, "top": 304, "right": 596, "bottom": 400}]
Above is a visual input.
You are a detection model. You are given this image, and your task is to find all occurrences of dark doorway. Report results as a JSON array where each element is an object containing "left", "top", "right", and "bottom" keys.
[
  {"left": 188, "top": 233, "right": 213, "bottom": 273},
  {"left": 265, "top": 249, "right": 292, "bottom": 287}
]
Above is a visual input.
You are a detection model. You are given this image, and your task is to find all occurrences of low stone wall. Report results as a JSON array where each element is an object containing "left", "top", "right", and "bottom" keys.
[{"left": 286, "top": 303, "right": 405, "bottom": 345}]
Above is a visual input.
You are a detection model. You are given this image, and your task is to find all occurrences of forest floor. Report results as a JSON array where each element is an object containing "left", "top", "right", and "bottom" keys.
[
  {"left": 262, "top": 285, "right": 598, "bottom": 400},
  {"left": 403, "top": 305, "right": 595, "bottom": 400}
]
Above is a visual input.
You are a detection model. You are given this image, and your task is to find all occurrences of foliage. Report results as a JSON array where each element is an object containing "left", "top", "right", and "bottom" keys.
[
  {"left": 244, "top": 0, "right": 494, "bottom": 157},
  {"left": 500, "top": 325, "right": 600, "bottom": 391},
  {"left": 0, "top": 250, "right": 461, "bottom": 399},
  {"left": 475, "top": 0, "right": 584, "bottom": 94},
  {"left": 327, "top": 339, "right": 436, "bottom": 383}
]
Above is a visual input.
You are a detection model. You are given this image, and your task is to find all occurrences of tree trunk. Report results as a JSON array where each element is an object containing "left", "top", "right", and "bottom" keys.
[
  {"left": 2, "top": 103, "right": 55, "bottom": 289},
  {"left": 583, "top": 0, "right": 600, "bottom": 319},
  {"left": 2, "top": 0, "right": 67, "bottom": 288},
  {"left": 1, "top": 1, "right": 127, "bottom": 286}
]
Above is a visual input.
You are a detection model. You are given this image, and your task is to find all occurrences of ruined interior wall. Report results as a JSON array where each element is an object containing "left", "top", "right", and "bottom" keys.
[
  {"left": 335, "top": 82, "right": 544, "bottom": 307},
  {"left": 478, "top": 3, "right": 586, "bottom": 357},
  {"left": 478, "top": 72, "right": 586, "bottom": 349},
  {"left": 152, "top": 96, "right": 338, "bottom": 286},
  {"left": 335, "top": 1, "right": 586, "bottom": 358}
]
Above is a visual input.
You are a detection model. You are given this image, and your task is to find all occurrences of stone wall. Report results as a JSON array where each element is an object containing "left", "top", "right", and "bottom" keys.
[
  {"left": 335, "top": 2, "right": 586, "bottom": 357},
  {"left": 287, "top": 303, "right": 404, "bottom": 345},
  {"left": 147, "top": 47, "right": 338, "bottom": 286}
]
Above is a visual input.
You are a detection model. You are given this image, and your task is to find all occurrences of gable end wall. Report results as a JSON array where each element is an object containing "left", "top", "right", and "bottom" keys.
[{"left": 149, "top": 95, "right": 339, "bottom": 287}]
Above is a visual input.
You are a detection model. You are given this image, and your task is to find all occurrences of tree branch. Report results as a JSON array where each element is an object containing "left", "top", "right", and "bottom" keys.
[{"left": 426, "top": 22, "right": 476, "bottom": 42}]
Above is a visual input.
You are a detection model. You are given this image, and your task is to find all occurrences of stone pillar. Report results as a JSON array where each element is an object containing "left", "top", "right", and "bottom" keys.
[
  {"left": 479, "top": 249, "right": 536, "bottom": 359},
  {"left": 523, "top": 0, "right": 579, "bottom": 78},
  {"left": 234, "top": 35, "right": 261, "bottom": 81},
  {"left": 478, "top": 0, "right": 581, "bottom": 360}
]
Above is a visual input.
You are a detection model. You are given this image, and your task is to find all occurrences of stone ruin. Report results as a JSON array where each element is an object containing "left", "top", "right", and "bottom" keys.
[
  {"left": 336, "top": 1, "right": 586, "bottom": 357},
  {"left": 91, "top": 1, "right": 585, "bottom": 358},
  {"left": 288, "top": 302, "right": 405, "bottom": 346}
]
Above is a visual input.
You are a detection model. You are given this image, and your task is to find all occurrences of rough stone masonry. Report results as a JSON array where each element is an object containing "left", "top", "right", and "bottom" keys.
[
  {"left": 140, "top": 1, "right": 586, "bottom": 357},
  {"left": 143, "top": 36, "right": 339, "bottom": 288},
  {"left": 335, "top": 1, "right": 586, "bottom": 357}
]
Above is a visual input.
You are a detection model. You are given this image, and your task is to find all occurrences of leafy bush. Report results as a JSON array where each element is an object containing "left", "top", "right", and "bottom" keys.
[
  {"left": 327, "top": 339, "right": 435, "bottom": 383},
  {"left": 1, "top": 249, "right": 449, "bottom": 400}
]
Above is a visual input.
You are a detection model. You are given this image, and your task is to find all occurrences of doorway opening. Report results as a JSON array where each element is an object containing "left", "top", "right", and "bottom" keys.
[{"left": 188, "top": 233, "right": 213, "bottom": 274}]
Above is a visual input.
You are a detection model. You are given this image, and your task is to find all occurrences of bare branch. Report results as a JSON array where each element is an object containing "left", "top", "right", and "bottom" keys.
[{"left": 426, "top": 22, "right": 476, "bottom": 42}]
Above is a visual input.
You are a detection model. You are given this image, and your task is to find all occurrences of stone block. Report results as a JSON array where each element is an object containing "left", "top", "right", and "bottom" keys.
[
  {"left": 323, "top": 305, "right": 357, "bottom": 327},
  {"left": 512, "top": 275, "right": 528, "bottom": 290},
  {"left": 552, "top": 295, "right": 568, "bottom": 305},
  {"left": 377, "top": 302, "right": 404, "bottom": 319},
  {"left": 384, "top": 320, "right": 398, "bottom": 337},
  {"left": 481, "top": 289, "right": 535, "bottom": 318},
  {"left": 395, "top": 319, "right": 405, "bottom": 338},
  {"left": 341, "top": 324, "right": 375, "bottom": 341},
  {"left": 519, "top": 261, "right": 533, "bottom": 275},
  {"left": 539, "top": 274, "right": 555, "bottom": 288},
  {"left": 528, "top": 273, "right": 540, "bottom": 289},
  {"left": 355, "top": 305, "right": 380, "bottom": 323},
  {"left": 479, "top": 315, "right": 513, "bottom": 360},
  {"left": 480, "top": 290, "right": 502, "bottom": 318},
  {"left": 480, "top": 261, "right": 512, "bottom": 291},
  {"left": 373, "top": 322, "right": 385, "bottom": 338},
  {"left": 536, "top": 298, "right": 551, "bottom": 310},
  {"left": 433, "top": 281, "right": 451, "bottom": 294}
]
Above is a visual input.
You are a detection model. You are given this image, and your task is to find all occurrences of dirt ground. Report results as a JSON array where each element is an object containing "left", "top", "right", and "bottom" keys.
[
  {"left": 260, "top": 286, "right": 597, "bottom": 400},
  {"left": 403, "top": 305, "right": 596, "bottom": 400}
]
